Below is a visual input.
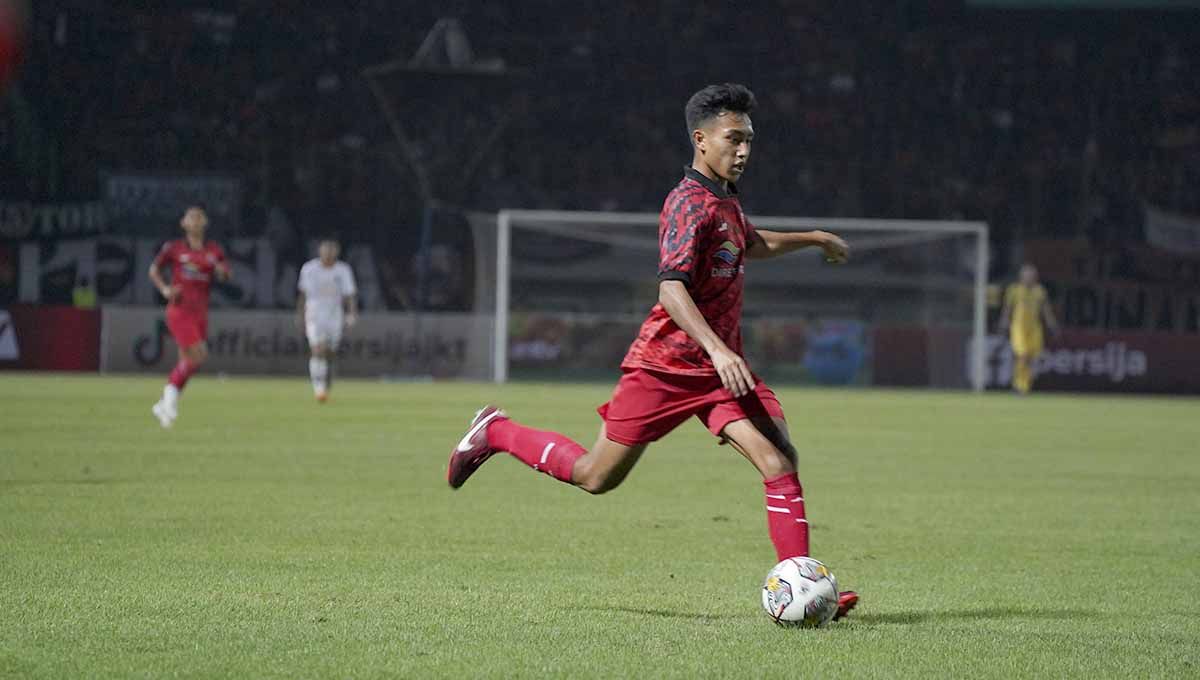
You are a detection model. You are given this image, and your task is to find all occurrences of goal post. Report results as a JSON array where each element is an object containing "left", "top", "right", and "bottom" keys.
[{"left": 489, "top": 209, "right": 989, "bottom": 391}]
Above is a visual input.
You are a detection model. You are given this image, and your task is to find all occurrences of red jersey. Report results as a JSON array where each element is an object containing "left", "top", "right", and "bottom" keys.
[
  {"left": 152, "top": 239, "right": 227, "bottom": 314},
  {"left": 621, "top": 168, "right": 763, "bottom": 376}
]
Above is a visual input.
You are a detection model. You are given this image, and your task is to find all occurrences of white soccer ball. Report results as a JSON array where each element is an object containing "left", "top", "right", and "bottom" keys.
[{"left": 761, "top": 557, "right": 840, "bottom": 627}]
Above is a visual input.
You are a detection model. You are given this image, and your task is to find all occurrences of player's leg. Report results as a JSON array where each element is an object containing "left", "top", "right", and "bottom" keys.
[
  {"left": 306, "top": 319, "right": 335, "bottom": 401},
  {"left": 308, "top": 342, "right": 330, "bottom": 400},
  {"left": 154, "top": 312, "right": 205, "bottom": 427},
  {"left": 1009, "top": 332, "right": 1033, "bottom": 394},
  {"left": 1023, "top": 332, "right": 1044, "bottom": 393},
  {"left": 720, "top": 417, "right": 809, "bottom": 560},
  {"left": 323, "top": 324, "right": 343, "bottom": 398},
  {"left": 706, "top": 383, "right": 858, "bottom": 619},
  {"left": 492, "top": 418, "right": 650, "bottom": 493},
  {"left": 448, "top": 406, "right": 649, "bottom": 493},
  {"left": 448, "top": 369, "right": 684, "bottom": 491}
]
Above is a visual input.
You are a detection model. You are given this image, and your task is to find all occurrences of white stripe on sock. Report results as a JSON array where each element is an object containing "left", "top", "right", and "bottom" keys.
[
  {"left": 790, "top": 496, "right": 804, "bottom": 502},
  {"left": 795, "top": 518, "right": 808, "bottom": 524},
  {"left": 766, "top": 506, "right": 791, "bottom": 514},
  {"left": 765, "top": 493, "right": 786, "bottom": 500},
  {"left": 535, "top": 442, "right": 555, "bottom": 470}
]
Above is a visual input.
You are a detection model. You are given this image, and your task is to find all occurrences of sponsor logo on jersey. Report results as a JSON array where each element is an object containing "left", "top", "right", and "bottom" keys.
[
  {"left": 714, "top": 240, "right": 740, "bottom": 265},
  {"left": 710, "top": 240, "right": 742, "bottom": 277}
]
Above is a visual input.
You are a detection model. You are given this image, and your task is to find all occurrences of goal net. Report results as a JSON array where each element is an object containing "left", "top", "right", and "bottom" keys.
[{"left": 468, "top": 210, "right": 989, "bottom": 390}]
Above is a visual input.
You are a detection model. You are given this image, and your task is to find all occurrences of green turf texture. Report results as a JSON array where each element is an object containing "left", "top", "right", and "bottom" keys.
[{"left": 1, "top": 373, "right": 1197, "bottom": 679}]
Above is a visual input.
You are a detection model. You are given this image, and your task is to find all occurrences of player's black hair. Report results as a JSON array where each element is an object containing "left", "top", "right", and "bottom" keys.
[{"left": 685, "top": 83, "right": 756, "bottom": 134}]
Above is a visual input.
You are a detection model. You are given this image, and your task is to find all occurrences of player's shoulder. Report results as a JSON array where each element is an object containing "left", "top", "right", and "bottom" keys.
[
  {"left": 662, "top": 177, "right": 718, "bottom": 223},
  {"left": 336, "top": 260, "right": 354, "bottom": 273},
  {"left": 300, "top": 258, "right": 320, "bottom": 270}
]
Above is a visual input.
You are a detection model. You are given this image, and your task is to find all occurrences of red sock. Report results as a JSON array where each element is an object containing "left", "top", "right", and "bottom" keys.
[
  {"left": 764, "top": 472, "right": 809, "bottom": 560},
  {"left": 168, "top": 359, "right": 196, "bottom": 390},
  {"left": 487, "top": 419, "right": 586, "bottom": 483}
]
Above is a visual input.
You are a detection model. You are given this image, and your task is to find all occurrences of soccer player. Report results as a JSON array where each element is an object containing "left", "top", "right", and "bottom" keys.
[
  {"left": 447, "top": 83, "right": 859, "bottom": 618},
  {"left": 297, "top": 239, "right": 358, "bottom": 401},
  {"left": 148, "top": 205, "right": 230, "bottom": 428},
  {"left": 999, "top": 263, "right": 1058, "bottom": 394}
]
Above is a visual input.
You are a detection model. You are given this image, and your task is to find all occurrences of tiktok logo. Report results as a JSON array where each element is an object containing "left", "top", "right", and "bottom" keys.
[{"left": 134, "top": 318, "right": 169, "bottom": 366}]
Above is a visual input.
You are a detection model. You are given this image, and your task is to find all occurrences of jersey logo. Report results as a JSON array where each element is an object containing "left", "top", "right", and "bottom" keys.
[
  {"left": 179, "top": 254, "right": 191, "bottom": 262},
  {"left": 713, "top": 240, "right": 740, "bottom": 265},
  {"left": 718, "top": 222, "right": 729, "bottom": 232}
]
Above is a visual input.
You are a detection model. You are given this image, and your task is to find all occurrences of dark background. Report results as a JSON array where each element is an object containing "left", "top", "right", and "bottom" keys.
[{"left": 1, "top": 0, "right": 1198, "bottom": 307}]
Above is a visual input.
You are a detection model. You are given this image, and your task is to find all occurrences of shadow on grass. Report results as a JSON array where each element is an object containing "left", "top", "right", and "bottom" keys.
[
  {"left": 855, "top": 607, "right": 1101, "bottom": 625},
  {"left": 579, "top": 606, "right": 747, "bottom": 622}
]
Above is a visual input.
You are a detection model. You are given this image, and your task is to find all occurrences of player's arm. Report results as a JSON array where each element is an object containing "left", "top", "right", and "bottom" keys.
[
  {"left": 659, "top": 280, "right": 754, "bottom": 398},
  {"left": 214, "top": 245, "right": 232, "bottom": 282},
  {"left": 1040, "top": 293, "right": 1059, "bottom": 336},
  {"left": 745, "top": 229, "right": 849, "bottom": 262},
  {"left": 343, "top": 266, "right": 359, "bottom": 327},
  {"left": 998, "top": 286, "right": 1013, "bottom": 332},
  {"left": 148, "top": 248, "right": 179, "bottom": 302}
]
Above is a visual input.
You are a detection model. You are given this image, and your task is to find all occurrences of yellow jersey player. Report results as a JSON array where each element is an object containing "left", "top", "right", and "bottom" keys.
[{"left": 999, "top": 264, "right": 1059, "bottom": 394}]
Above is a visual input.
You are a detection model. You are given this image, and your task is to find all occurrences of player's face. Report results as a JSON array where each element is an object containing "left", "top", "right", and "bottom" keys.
[
  {"left": 319, "top": 242, "right": 339, "bottom": 265},
  {"left": 1020, "top": 265, "right": 1037, "bottom": 286},
  {"left": 697, "top": 111, "right": 754, "bottom": 184},
  {"left": 180, "top": 208, "right": 208, "bottom": 238}
]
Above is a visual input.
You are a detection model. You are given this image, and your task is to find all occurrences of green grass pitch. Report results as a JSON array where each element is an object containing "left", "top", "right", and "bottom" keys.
[{"left": 2, "top": 373, "right": 1198, "bottom": 678}]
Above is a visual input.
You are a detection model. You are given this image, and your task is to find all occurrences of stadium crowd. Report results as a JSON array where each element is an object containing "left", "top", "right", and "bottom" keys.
[{"left": 3, "top": 1, "right": 1198, "bottom": 292}]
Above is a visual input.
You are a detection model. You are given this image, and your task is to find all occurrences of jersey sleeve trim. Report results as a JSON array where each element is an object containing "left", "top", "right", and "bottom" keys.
[{"left": 657, "top": 270, "right": 691, "bottom": 285}]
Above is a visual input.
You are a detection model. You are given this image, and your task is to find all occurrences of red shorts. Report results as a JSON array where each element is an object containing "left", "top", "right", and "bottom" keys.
[
  {"left": 166, "top": 306, "right": 208, "bottom": 350},
  {"left": 597, "top": 367, "right": 785, "bottom": 446}
]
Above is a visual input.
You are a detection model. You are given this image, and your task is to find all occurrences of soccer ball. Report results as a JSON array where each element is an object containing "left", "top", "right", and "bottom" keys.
[{"left": 761, "top": 557, "right": 839, "bottom": 627}]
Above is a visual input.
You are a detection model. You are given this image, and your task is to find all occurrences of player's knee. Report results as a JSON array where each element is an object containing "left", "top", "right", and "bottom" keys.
[
  {"left": 758, "top": 450, "right": 796, "bottom": 479},
  {"left": 578, "top": 476, "right": 619, "bottom": 495},
  {"left": 573, "top": 463, "right": 621, "bottom": 495}
]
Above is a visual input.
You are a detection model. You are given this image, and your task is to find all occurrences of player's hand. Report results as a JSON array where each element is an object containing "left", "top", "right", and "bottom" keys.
[
  {"left": 344, "top": 314, "right": 358, "bottom": 329},
  {"left": 160, "top": 285, "right": 181, "bottom": 302},
  {"left": 818, "top": 232, "right": 850, "bottom": 264},
  {"left": 711, "top": 345, "right": 755, "bottom": 398},
  {"left": 217, "top": 264, "right": 232, "bottom": 282}
]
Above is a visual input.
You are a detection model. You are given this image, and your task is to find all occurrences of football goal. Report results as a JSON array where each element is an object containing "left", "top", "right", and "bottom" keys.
[{"left": 470, "top": 210, "right": 989, "bottom": 391}]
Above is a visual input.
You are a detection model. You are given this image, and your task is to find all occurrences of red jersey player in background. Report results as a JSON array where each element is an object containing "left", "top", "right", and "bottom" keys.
[
  {"left": 447, "top": 83, "right": 859, "bottom": 619},
  {"left": 148, "top": 205, "right": 231, "bottom": 428}
]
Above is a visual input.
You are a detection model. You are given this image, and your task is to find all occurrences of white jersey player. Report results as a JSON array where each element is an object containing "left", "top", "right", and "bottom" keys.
[{"left": 297, "top": 240, "right": 358, "bottom": 401}]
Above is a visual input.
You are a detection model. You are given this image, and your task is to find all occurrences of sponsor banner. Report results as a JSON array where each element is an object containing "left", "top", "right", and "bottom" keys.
[
  {"left": 968, "top": 330, "right": 1200, "bottom": 394},
  {"left": 0, "top": 201, "right": 113, "bottom": 241},
  {"left": 0, "top": 305, "right": 101, "bottom": 371},
  {"left": 1144, "top": 206, "right": 1200, "bottom": 255},
  {"left": 103, "top": 172, "right": 242, "bottom": 234},
  {"left": 506, "top": 312, "right": 878, "bottom": 386},
  {"left": 1023, "top": 239, "right": 1200, "bottom": 334},
  {"left": 871, "top": 325, "right": 971, "bottom": 389},
  {"left": 8, "top": 237, "right": 384, "bottom": 310},
  {"left": 101, "top": 306, "right": 492, "bottom": 379}
]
